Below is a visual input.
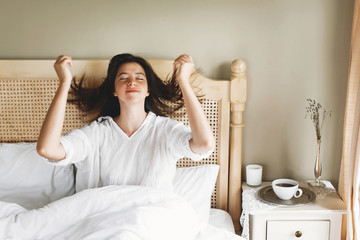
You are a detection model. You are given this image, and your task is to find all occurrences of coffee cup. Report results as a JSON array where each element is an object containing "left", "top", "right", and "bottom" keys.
[{"left": 272, "top": 179, "right": 303, "bottom": 200}]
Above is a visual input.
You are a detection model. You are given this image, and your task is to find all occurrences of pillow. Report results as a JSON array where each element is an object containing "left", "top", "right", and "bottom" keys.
[
  {"left": 173, "top": 164, "right": 219, "bottom": 223},
  {"left": 0, "top": 142, "right": 75, "bottom": 210}
]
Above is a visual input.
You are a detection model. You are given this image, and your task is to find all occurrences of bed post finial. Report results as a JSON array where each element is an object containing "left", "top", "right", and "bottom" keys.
[
  {"left": 229, "top": 59, "right": 247, "bottom": 229},
  {"left": 231, "top": 59, "right": 246, "bottom": 75},
  {"left": 230, "top": 59, "right": 247, "bottom": 108}
]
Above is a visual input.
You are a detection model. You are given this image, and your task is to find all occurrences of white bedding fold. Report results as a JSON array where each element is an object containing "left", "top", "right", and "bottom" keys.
[{"left": 0, "top": 185, "right": 243, "bottom": 240}]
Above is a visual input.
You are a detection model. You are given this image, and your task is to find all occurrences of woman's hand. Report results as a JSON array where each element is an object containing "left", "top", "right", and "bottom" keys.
[
  {"left": 54, "top": 55, "right": 73, "bottom": 84},
  {"left": 173, "top": 54, "right": 195, "bottom": 85}
]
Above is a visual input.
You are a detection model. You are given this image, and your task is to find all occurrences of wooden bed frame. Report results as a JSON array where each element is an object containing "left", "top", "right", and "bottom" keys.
[{"left": 0, "top": 58, "right": 247, "bottom": 231}]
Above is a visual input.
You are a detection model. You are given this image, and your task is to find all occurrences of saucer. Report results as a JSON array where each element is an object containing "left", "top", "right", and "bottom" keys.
[{"left": 257, "top": 186, "right": 316, "bottom": 206}]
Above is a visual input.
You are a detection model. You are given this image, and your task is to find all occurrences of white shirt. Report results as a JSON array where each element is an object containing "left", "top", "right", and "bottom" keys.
[{"left": 47, "top": 112, "right": 212, "bottom": 192}]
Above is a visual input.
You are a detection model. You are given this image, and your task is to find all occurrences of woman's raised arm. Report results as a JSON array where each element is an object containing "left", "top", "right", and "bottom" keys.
[
  {"left": 174, "top": 54, "right": 215, "bottom": 154},
  {"left": 36, "top": 55, "right": 73, "bottom": 160}
]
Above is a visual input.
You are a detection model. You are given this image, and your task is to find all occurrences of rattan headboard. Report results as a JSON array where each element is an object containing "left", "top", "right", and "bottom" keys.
[{"left": 0, "top": 59, "right": 247, "bottom": 223}]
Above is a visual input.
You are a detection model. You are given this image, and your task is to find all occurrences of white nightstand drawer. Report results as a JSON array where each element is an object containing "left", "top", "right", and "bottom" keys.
[{"left": 266, "top": 220, "right": 330, "bottom": 240}]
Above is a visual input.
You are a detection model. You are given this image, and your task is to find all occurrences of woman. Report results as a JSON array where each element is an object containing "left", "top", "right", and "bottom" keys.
[{"left": 36, "top": 53, "right": 215, "bottom": 192}]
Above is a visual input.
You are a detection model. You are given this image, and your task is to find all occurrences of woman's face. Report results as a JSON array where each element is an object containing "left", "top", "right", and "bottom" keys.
[{"left": 113, "top": 62, "right": 149, "bottom": 106}]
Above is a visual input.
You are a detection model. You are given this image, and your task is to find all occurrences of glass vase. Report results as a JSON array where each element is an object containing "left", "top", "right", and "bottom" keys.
[{"left": 308, "top": 140, "right": 325, "bottom": 187}]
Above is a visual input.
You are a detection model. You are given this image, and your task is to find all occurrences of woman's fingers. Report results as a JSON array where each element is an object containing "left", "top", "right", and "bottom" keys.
[
  {"left": 173, "top": 54, "right": 195, "bottom": 84},
  {"left": 54, "top": 55, "right": 73, "bottom": 82},
  {"left": 174, "top": 54, "right": 193, "bottom": 66},
  {"left": 55, "top": 55, "right": 72, "bottom": 67},
  {"left": 56, "top": 55, "right": 71, "bottom": 61}
]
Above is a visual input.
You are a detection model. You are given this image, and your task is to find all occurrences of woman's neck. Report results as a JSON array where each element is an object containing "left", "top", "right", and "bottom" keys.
[{"left": 114, "top": 107, "right": 148, "bottom": 137}]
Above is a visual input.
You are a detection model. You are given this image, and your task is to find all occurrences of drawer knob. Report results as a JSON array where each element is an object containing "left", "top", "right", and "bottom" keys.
[{"left": 295, "top": 231, "right": 302, "bottom": 238}]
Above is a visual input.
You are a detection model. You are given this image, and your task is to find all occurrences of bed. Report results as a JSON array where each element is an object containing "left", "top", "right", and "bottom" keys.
[{"left": 0, "top": 58, "right": 247, "bottom": 239}]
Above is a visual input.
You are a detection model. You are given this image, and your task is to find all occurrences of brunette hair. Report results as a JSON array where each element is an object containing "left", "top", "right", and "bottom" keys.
[{"left": 69, "top": 53, "right": 194, "bottom": 120}]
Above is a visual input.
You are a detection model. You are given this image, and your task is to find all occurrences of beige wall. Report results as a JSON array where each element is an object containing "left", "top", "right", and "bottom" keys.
[{"left": 0, "top": 0, "right": 354, "bottom": 188}]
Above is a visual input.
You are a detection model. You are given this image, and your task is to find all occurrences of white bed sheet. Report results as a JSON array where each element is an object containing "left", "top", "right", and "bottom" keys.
[
  {"left": 0, "top": 185, "right": 244, "bottom": 240},
  {"left": 209, "top": 208, "right": 235, "bottom": 233}
]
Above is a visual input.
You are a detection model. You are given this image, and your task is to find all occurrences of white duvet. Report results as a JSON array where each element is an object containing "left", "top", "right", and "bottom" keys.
[{"left": 0, "top": 185, "right": 243, "bottom": 240}]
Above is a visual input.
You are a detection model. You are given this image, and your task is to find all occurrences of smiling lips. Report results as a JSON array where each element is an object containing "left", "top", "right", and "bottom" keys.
[{"left": 126, "top": 89, "right": 140, "bottom": 93}]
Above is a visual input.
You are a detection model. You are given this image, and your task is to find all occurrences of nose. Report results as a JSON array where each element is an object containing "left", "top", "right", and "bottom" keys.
[{"left": 127, "top": 80, "right": 136, "bottom": 87}]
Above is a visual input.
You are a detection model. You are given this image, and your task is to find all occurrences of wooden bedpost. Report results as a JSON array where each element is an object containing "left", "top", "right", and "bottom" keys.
[{"left": 228, "top": 59, "right": 247, "bottom": 229}]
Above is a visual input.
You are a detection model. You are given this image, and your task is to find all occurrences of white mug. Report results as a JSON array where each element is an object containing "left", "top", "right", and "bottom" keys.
[
  {"left": 246, "top": 164, "right": 262, "bottom": 186},
  {"left": 272, "top": 179, "right": 303, "bottom": 200}
]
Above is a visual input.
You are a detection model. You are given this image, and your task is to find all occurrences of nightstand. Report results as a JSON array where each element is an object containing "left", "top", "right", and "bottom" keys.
[{"left": 241, "top": 182, "right": 347, "bottom": 240}]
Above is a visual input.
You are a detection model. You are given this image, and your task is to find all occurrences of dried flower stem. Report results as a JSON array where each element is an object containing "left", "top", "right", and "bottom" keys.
[{"left": 305, "top": 98, "right": 332, "bottom": 141}]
